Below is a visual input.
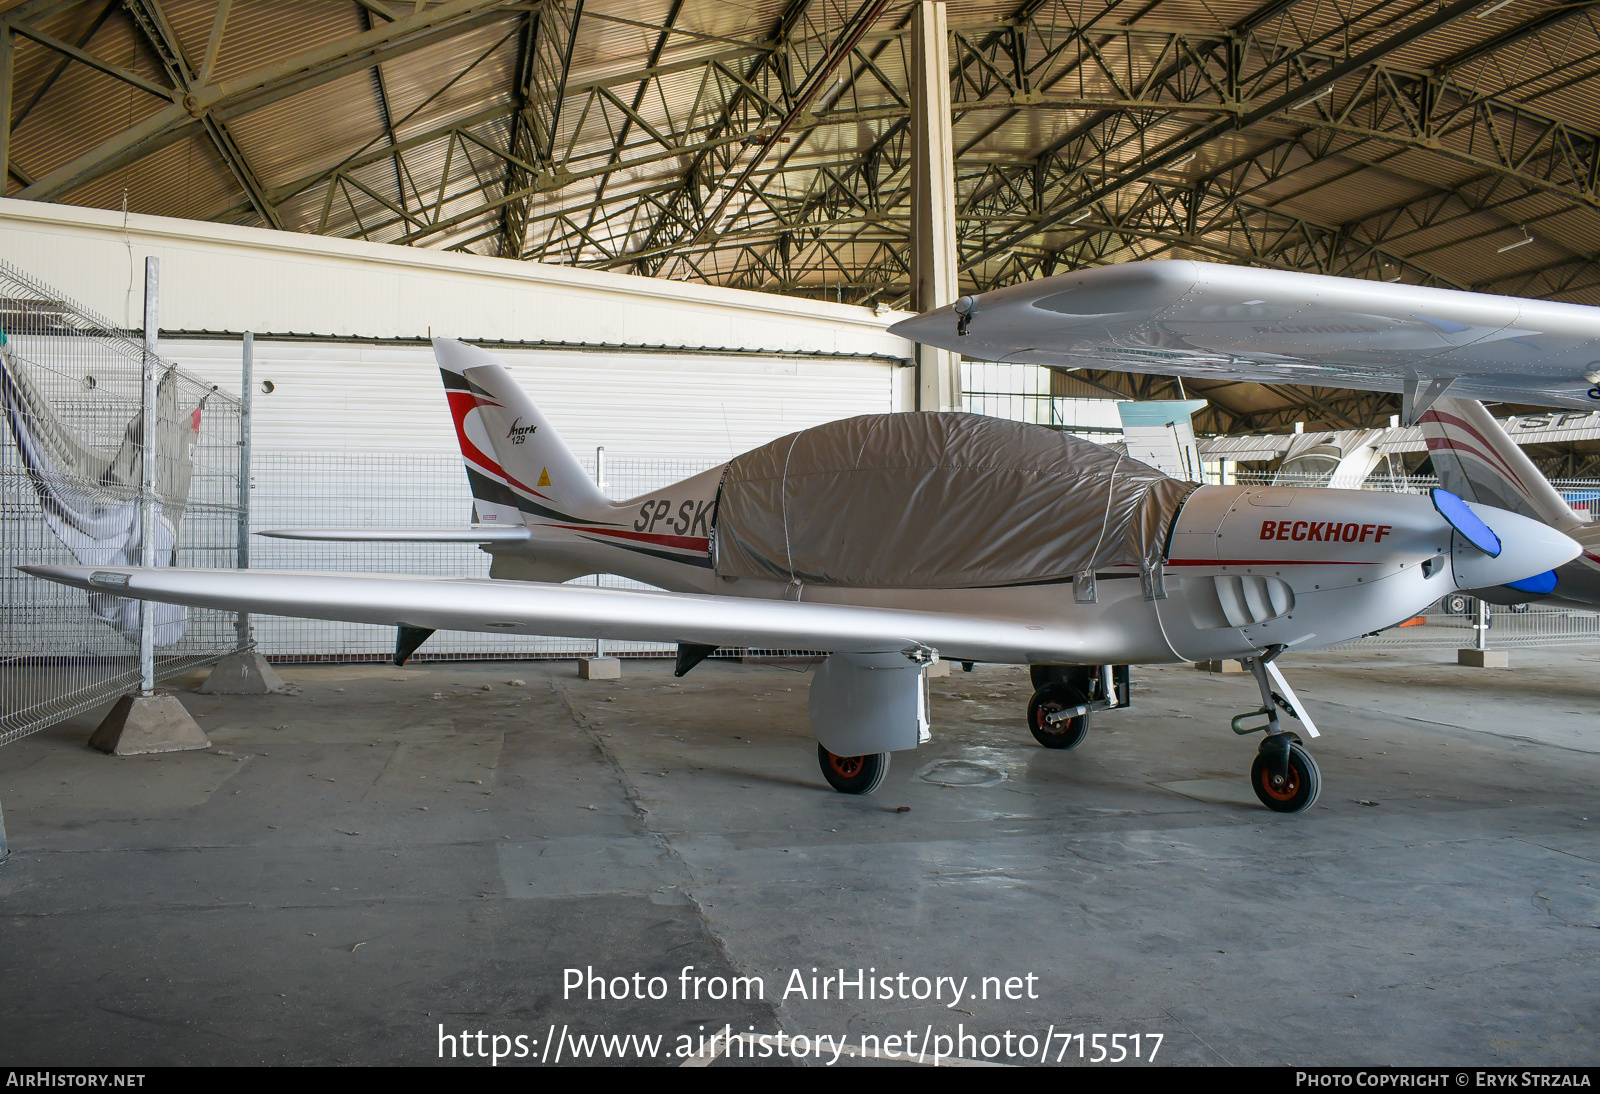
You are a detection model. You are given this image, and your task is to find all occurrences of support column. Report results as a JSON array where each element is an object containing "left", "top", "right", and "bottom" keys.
[
  {"left": 236, "top": 331, "right": 252, "bottom": 650},
  {"left": 1458, "top": 598, "right": 1508, "bottom": 667},
  {"left": 96, "top": 259, "right": 212, "bottom": 746},
  {"left": 579, "top": 444, "right": 619, "bottom": 680},
  {"left": 199, "top": 330, "right": 285, "bottom": 695},
  {"left": 1, "top": 24, "right": 13, "bottom": 194},
  {"left": 910, "top": 0, "right": 960, "bottom": 412},
  {"left": 139, "top": 258, "right": 159, "bottom": 693}
]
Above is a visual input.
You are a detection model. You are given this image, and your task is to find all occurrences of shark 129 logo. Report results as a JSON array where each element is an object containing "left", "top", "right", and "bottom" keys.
[{"left": 506, "top": 416, "right": 538, "bottom": 445}]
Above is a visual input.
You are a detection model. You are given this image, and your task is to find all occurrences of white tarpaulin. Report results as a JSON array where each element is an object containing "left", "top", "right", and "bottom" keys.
[{"left": 2, "top": 346, "right": 200, "bottom": 645}]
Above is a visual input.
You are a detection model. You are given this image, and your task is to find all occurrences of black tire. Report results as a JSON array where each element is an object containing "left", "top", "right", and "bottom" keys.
[
  {"left": 1250, "top": 742, "right": 1322, "bottom": 813},
  {"left": 1445, "top": 594, "right": 1470, "bottom": 615},
  {"left": 817, "top": 744, "right": 889, "bottom": 794},
  {"left": 1027, "top": 682, "right": 1090, "bottom": 750}
]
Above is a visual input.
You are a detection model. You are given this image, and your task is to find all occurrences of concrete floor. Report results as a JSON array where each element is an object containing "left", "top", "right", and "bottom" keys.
[{"left": 1, "top": 648, "right": 1596, "bottom": 1066}]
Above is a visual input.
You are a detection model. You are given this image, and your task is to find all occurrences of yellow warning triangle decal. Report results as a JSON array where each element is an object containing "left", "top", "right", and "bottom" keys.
[{"left": 537, "top": 468, "right": 551, "bottom": 487}]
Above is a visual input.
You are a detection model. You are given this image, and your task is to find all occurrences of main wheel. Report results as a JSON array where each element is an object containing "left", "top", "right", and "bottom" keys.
[
  {"left": 1250, "top": 741, "right": 1322, "bottom": 813},
  {"left": 1027, "top": 682, "right": 1090, "bottom": 750},
  {"left": 817, "top": 744, "right": 890, "bottom": 794}
]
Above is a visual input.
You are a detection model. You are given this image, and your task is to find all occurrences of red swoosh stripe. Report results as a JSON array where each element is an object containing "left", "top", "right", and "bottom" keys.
[
  {"left": 1420, "top": 409, "right": 1531, "bottom": 494},
  {"left": 445, "top": 390, "right": 549, "bottom": 501}
]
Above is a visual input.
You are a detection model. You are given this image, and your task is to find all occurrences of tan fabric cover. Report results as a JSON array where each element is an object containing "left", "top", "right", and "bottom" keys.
[{"left": 713, "top": 412, "right": 1195, "bottom": 590}]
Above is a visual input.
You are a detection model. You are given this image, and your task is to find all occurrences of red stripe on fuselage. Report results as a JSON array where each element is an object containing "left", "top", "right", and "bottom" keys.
[
  {"left": 1166, "top": 558, "right": 1379, "bottom": 566},
  {"left": 545, "top": 524, "right": 710, "bottom": 552}
]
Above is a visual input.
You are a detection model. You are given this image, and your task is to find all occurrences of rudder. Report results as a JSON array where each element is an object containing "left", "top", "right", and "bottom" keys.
[{"left": 1419, "top": 397, "right": 1582, "bottom": 531}]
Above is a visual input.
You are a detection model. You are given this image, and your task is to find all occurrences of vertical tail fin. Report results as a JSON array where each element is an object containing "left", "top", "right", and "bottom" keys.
[
  {"left": 1419, "top": 397, "right": 1583, "bottom": 531},
  {"left": 433, "top": 338, "right": 609, "bottom": 524}
]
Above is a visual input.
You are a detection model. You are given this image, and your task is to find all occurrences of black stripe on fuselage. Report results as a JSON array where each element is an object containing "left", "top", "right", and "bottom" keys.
[
  {"left": 577, "top": 534, "right": 714, "bottom": 569},
  {"left": 464, "top": 466, "right": 623, "bottom": 526},
  {"left": 464, "top": 465, "right": 522, "bottom": 510}
]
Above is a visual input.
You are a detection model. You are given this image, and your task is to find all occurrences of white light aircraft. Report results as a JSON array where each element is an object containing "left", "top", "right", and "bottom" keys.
[{"left": 19, "top": 332, "right": 1579, "bottom": 814}]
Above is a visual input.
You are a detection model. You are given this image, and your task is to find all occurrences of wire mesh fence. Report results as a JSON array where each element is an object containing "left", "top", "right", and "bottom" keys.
[
  {"left": 1341, "top": 601, "right": 1600, "bottom": 649},
  {"left": 0, "top": 261, "right": 244, "bottom": 745},
  {"left": 249, "top": 450, "right": 723, "bottom": 661}
]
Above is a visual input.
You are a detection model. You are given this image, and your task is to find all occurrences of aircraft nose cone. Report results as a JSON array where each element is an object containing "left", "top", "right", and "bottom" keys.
[{"left": 1449, "top": 503, "right": 1580, "bottom": 591}]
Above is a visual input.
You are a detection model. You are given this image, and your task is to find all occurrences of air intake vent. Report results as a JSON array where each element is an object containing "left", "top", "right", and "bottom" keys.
[{"left": 1213, "top": 575, "right": 1295, "bottom": 627}]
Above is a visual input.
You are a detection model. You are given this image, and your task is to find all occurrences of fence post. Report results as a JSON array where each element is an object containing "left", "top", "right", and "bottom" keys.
[
  {"left": 236, "top": 333, "right": 253, "bottom": 650},
  {"left": 1475, "top": 598, "right": 1490, "bottom": 652},
  {"left": 594, "top": 445, "right": 605, "bottom": 659},
  {"left": 139, "top": 257, "right": 158, "bottom": 694}
]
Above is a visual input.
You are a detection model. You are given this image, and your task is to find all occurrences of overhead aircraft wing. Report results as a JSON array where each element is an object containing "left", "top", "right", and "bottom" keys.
[
  {"left": 17, "top": 564, "right": 1091, "bottom": 664},
  {"left": 889, "top": 260, "right": 1600, "bottom": 415}
]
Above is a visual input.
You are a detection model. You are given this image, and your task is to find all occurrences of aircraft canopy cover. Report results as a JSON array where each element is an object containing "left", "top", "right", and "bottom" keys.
[{"left": 712, "top": 412, "right": 1196, "bottom": 590}]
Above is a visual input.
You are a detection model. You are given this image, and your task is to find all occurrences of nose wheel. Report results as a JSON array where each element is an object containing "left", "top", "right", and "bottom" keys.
[
  {"left": 1250, "top": 737, "right": 1321, "bottom": 812},
  {"left": 1237, "top": 652, "right": 1322, "bottom": 813}
]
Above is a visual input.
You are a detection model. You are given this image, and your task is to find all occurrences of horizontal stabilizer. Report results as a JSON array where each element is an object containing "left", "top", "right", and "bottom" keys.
[
  {"left": 17, "top": 564, "right": 1093, "bottom": 665},
  {"left": 257, "top": 527, "right": 531, "bottom": 543}
]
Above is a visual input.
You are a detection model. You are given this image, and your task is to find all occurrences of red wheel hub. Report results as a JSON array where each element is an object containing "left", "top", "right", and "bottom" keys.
[
  {"left": 1259, "top": 762, "right": 1301, "bottom": 801},
  {"left": 829, "top": 753, "right": 865, "bottom": 778}
]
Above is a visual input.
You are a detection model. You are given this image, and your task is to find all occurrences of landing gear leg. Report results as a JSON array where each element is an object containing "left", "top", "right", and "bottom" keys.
[{"left": 1236, "top": 651, "right": 1321, "bottom": 813}]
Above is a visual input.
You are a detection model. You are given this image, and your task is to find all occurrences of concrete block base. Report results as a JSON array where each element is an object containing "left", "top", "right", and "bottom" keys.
[
  {"left": 1458, "top": 648, "right": 1509, "bottom": 668},
  {"left": 925, "top": 659, "right": 951, "bottom": 678},
  {"left": 198, "top": 650, "right": 286, "bottom": 694},
  {"left": 88, "top": 692, "right": 211, "bottom": 755},
  {"left": 1195, "top": 659, "right": 1246, "bottom": 674},
  {"left": 577, "top": 657, "right": 621, "bottom": 680}
]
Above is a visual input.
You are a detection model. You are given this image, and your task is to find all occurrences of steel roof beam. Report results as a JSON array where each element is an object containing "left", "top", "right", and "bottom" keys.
[
  {"left": 124, "top": 0, "right": 284, "bottom": 230},
  {"left": 622, "top": 0, "right": 823, "bottom": 273},
  {"left": 11, "top": 0, "right": 527, "bottom": 203},
  {"left": 497, "top": 0, "right": 584, "bottom": 258},
  {"left": 357, "top": 5, "right": 409, "bottom": 219},
  {"left": 1434, "top": 1, "right": 1600, "bottom": 75},
  {"left": 959, "top": 0, "right": 1520, "bottom": 272}
]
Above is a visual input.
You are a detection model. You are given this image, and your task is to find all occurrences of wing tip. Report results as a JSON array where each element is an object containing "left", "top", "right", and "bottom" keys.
[{"left": 16, "top": 564, "right": 97, "bottom": 588}]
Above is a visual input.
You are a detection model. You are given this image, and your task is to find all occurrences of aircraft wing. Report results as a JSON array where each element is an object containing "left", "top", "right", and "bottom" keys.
[
  {"left": 890, "top": 260, "right": 1600, "bottom": 413},
  {"left": 17, "top": 564, "right": 1088, "bottom": 664}
]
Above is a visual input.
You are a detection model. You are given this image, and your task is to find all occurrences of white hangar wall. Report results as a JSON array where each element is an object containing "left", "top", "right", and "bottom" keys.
[
  {"left": 0, "top": 200, "right": 914, "bottom": 462},
  {"left": 0, "top": 198, "right": 914, "bottom": 357},
  {"left": 0, "top": 199, "right": 915, "bottom": 658},
  {"left": 156, "top": 339, "right": 897, "bottom": 465}
]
